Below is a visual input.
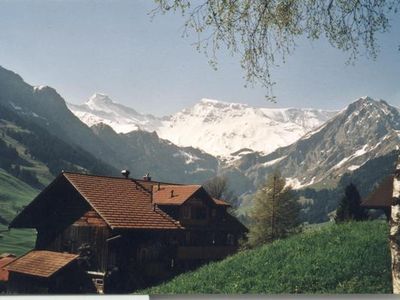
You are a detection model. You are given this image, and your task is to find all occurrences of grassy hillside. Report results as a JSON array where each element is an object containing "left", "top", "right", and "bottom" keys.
[
  {"left": 0, "top": 169, "right": 38, "bottom": 223},
  {"left": 0, "top": 169, "right": 38, "bottom": 255},
  {"left": 0, "top": 225, "right": 36, "bottom": 256},
  {"left": 144, "top": 221, "right": 391, "bottom": 294}
]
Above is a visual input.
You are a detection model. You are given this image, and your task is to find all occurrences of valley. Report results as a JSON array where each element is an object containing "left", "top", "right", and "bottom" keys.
[{"left": 0, "top": 65, "right": 397, "bottom": 254}]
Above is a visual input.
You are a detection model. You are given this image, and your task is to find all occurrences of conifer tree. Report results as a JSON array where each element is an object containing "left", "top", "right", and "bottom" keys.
[
  {"left": 247, "top": 171, "right": 300, "bottom": 248},
  {"left": 335, "top": 183, "right": 368, "bottom": 223}
]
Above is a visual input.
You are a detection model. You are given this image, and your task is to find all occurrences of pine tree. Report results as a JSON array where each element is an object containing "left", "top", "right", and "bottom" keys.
[
  {"left": 246, "top": 171, "right": 300, "bottom": 248},
  {"left": 335, "top": 183, "right": 368, "bottom": 223}
]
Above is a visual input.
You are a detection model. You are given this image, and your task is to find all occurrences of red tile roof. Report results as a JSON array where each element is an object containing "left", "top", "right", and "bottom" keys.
[
  {"left": 63, "top": 172, "right": 182, "bottom": 230},
  {"left": 0, "top": 255, "right": 16, "bottom": 281},
  {"left": 5, "top": 251, "right": 78, "bottom": 278},
  {"left": 362, "top": 175, "right": 393, "bottom": 208},
  {"left": 152, "top": 185, "right": 201, "bottom": 205}
]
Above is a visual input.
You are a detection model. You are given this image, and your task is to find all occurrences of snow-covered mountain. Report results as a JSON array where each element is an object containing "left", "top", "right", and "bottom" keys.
[
  {"left": 230, "top": 96, "right": 400, "bottom": 190},
  {"left": 67, "top": 93, "right": 162, "bottom": 133},
  {"left": 158, "top": 98, "right": 336, "bottom": 158},
  {"left": 68, "top": 95, "right": 337, "bottom": 158}
]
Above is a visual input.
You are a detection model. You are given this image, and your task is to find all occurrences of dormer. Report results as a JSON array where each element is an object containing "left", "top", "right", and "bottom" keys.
[{"left": 152, "top": 184, "right": 230, "bottom": 226}]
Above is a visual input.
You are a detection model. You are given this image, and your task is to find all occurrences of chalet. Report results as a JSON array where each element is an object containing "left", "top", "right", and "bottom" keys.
[
  {"left": 6, "top": 171, "right": 247, "bottom": 293},
  {"left": 361, "top": 175, "right": 393, "bottom": 220}
]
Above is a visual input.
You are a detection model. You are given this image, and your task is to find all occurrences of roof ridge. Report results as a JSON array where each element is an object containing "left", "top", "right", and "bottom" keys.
[
  {"left": 130, "top": 179, "right": 153, "bottom": 194},
  {"left": 62, "top": 171, "right": 184, "bottom": 186},
  {"left": 156, "top": 184, "right": 201, "bottom": 188},
  {"left": 62, "top": 171, "right": 132, "bottom": 181}
]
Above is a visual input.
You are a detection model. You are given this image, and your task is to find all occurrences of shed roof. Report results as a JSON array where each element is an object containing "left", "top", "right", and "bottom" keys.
[
  {"left": 362, "top": 175, "right": 393, "bottom": 208},
  {"left": 5, "top": 251, "right": 78, "bottom": 278}
]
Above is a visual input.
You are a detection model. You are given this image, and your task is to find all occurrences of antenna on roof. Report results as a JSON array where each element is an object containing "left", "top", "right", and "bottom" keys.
[{"left": 121, "top": 169, "right": 130, "bottom": 179}]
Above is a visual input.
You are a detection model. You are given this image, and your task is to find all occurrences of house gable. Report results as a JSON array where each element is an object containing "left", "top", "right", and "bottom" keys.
[{"left": 9, "top": 174, "right": 98, "bottom": 231}]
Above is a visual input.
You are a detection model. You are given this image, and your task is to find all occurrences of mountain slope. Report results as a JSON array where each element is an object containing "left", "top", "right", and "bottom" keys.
[
  {"left": 232, "top": 97, "right": 400, "bottom": 190},
  {"left": 0, "top": 66, "right": 119, "bottom": 229},
  {"left": 91, "top": 123, "right": 219, "bottom": 184},
  {"left": 297, "top": 150, "right": 398, "bottom": 224},
  {"left": 68, "top": 95, "right": 336, "bottom": 158},
  {"left": 0, "top": 66, "right": 226, "bottom": 189},
  {"left": 143, "top": 221, "right": 390, "bottom": 294},
  {"left": 0, "top": 67, "right": 121, "bottom": 166}
]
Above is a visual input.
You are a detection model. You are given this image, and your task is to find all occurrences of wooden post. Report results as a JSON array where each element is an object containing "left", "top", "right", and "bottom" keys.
[{"left": 391, "top": 156, "right": 400, "bottom": 294}]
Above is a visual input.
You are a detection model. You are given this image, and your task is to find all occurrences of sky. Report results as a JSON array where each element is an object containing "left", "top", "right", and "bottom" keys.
[{"left": 0, "top": 0, "right": 399, "bottom": 116}]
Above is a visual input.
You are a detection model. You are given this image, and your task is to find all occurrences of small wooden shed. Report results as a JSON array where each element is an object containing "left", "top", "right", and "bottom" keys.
[
  {"left": 361, "top": 175, "right": 393, "bottom": 220},
  {"left": 5, "top": 250, "right": 95, "bottom": 294}
]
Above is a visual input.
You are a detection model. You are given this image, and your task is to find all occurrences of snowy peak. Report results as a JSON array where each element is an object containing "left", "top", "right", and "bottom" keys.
[
  {"left": 350, "top": 97, "right": 398, "bottom": 119},
  {"left": 159, "top": 99, "right": 337, "bottom": 158},
  {"left": 67, "top": 94, "right": 161, "bottom": 133},
  {"left": 86, "top": 93, "right": 115, "bottom": 108},
  {"left": 199, "top": 98, "right": 249, "bottom": 110}
]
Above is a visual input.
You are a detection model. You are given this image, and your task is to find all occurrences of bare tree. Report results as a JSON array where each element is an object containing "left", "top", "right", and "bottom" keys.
[{"left": 203, "top": 175, "right": 239, "bottom": 208}]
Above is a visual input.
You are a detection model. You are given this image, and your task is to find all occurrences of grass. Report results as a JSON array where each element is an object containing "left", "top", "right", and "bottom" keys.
[
  {"left": 0, "top": 168, "right": 38, "bottom": 255},
  {"left": 0, "top": 225, "right": 36, "bottom": 256},
  {"left": 0, "top": 169, "right": 38, "bottom": 222},
  {"left": 143, "top": 221, "right": 391, "bottom": 294}
]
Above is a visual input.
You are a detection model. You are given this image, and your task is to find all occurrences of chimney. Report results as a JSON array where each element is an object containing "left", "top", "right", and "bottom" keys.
[
  {"left": 143, "top": 173, "right": 151, "bottom": 181},
  {"left": 157, "top": 182, "right": 161, "bottom": 191},
  {"left": 170, "top": 190, "right": 174, "bottom": 198},
  {"left": 121, "top": 169, "right": 130, "bottom": 179}
]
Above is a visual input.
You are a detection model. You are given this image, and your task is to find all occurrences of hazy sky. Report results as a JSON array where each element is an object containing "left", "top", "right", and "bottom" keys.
[{"left": 0, "top": 0, "right": 399, "bottom": 116}]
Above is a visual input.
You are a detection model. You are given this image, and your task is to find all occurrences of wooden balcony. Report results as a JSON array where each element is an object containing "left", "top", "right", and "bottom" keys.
[{"left": 177, "top": 246, "right": 237, "bottom": 260}]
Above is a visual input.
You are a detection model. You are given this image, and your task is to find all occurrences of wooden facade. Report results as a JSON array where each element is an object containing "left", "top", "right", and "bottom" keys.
[{"left": 8, "top": 172, "right": 247, "bottom": 293}]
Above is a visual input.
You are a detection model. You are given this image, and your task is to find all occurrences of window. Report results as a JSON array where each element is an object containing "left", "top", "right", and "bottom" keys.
[
  {"left": 226, "top": 233, "right": 235, "bottom": 246},
  {"left": 211, "top": 208, "right": 217, "bottom": 218}
]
